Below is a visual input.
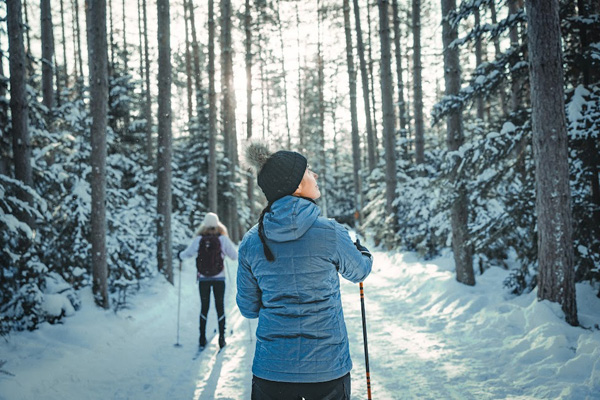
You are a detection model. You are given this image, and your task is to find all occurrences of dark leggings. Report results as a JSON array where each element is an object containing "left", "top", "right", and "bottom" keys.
[{"left": 199, "top": 280, "right": 225, "bottom": 337}]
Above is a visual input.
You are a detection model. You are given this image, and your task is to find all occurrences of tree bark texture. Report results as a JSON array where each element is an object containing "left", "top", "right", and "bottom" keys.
[
  {"left": 527, "top": 0, "right": 578, "bottom": 326},
  {"left": 344, "top": 0, "right": 363, "bottom": 223},
  {"left": 441, "top": 0, "right": 475, "bottom": 286},
  {"left": 220, "top": 0, "right": 240, "bottom": 241},
  {"left": 7, "top": 0, "right": 35, "bottom": 228},
  {"left": 245, "top": 0, "right": 255, "bottom": 223},
  {"left": 156, "top": 0, "right": 173, "bottom": 283},
  {"left": 377, "top": 0, "right": 398, "bottom": 237},
  {"left": 41, "top": 0, "right": 55, "bottom": 111},
  {"left": 85, "top": 0, "right": 109, "bottom": 308},
  {"left": 412, "top": 0, "right": 425, "bottom": 164},
  {"left": 208, "top": 0, "right": 218, "bottom": 213},
  {"left": 353, "top": 0, "right": 376, "bottom": 173}
]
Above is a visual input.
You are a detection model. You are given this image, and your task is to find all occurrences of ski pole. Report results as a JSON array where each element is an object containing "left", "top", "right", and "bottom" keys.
[
  {"left": 175, "top": 258, "right": 183, "bottom": 347},
  {"left": 360, "top": 281, "right": 372, "bottom": 399}
]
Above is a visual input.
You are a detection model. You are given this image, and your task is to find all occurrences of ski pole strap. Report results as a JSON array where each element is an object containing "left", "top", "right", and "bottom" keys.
[{"left": 360, "top": 282, "right": 372, "bottom": 399}]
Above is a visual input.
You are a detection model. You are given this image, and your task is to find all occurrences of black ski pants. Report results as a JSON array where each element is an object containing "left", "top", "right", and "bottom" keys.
[
  {"left": 251, "top": 373, "right": 351, "bottom": 400},
  {"left": 198, "top": 280, "right": 225, "bottom": 340}
]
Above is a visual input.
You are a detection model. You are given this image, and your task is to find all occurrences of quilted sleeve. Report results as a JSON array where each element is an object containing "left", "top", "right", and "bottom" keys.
[
  {"left": 236, "top": 247, "right": 262, "bottom": 319},
  {"left": 333, "top": 223, "right": 372, "bottom": 283}
]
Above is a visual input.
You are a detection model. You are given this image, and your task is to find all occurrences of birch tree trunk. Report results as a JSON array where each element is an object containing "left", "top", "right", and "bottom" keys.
[
  {"left": 156, "top": 0, "right": 173, "bottom": 283},
  {"left": 344, "top": 0, "right": 362, "bottom": 225},
  {"left": 378, "top": 0, "right": 398, "bottom": 243},
  {"left": 412, "top": 0, "right": 425, "bottom": 164},
  {"left": 208, "top": 0, "right": 218, "bottom": 213},
  {"left": 41, "top": 0, "right": 55, "bottom": 111},
  {"left": 441, "top": 0, "right": 474, "bottom": 286},
  {"left": 353, "top": 0, "right": 376, "bottom": 173},
  {"left": 7, "top": 0, "right": 35, "bottom": 229},
  {"left": 527, "top": 0, "right": 578, "bottom": 326},
  {"left": 85, "top": 0, "right": 109, "bottom": 308}
]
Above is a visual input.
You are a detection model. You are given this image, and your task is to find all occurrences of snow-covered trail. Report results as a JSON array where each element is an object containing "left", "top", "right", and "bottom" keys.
[{"left": 1, "top": 248, "right": 598, "bottom": 399}]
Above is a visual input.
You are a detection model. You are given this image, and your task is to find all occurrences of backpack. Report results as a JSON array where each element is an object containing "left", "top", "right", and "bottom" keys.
[{"left": 196, "top": 235, "right": 224, "bottom": 277}]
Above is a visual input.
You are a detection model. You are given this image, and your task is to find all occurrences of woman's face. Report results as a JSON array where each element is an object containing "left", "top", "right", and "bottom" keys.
[{"left": 293, "top": 168, "right": 321, "bottom": 200}]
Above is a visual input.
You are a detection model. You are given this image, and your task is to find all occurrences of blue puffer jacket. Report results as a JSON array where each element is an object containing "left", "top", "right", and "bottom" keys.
[{"left": 236, "top": 196, "right": 372, "bottom": 383}]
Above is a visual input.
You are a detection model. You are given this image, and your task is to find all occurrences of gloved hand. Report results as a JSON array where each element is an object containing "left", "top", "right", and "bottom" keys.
[{"left": 354, "top": 238, "right": 371, "bottom": 258}]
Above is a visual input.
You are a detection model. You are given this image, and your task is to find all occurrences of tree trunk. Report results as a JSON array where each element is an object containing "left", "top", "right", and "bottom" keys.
[
  {"left": 183, "top": 0, "right": 193, "bottom": 123},
  {"left": 508, "top": 0, "right": 523, "bottom": 113},
  {"left": 220, "top": 0, "right": 240, "bottom": 241},
  {"left": 353, "top": 0, "right": 376, "bottom": 173},
  {"left": 121, "top": 0, "right": 130, "bottom": 133},
  {"left": 156, "top": 0, "right": 173, "bottom": 283},
  {"left": 412, "top": 0, "right": 424, "bottom": 164},
  {"left": 344, "top": 0, "right": 363, "bottom": 225},
  {"left": 188, "top": 0, "right": 204, "bottom": 126},
  {"left": 489, "top": 1, "right": 507, "bottom": 117},
  {"left": 85, "top": 0, "right": 109, "bottom": 308},
  {"left": 208, "top": 0, "right": 218, "bottom": 213},
  {"left": 142, "top": 0, "right": 153, "bottom": 162},
  {"left": 7, "top": 0, "right": 35, "bottom": 228},
  {"left": 527, "top": 0, "right": 578, "bottom": 326},
  {"left": 317, "top": 0, "right": 328, "bottom": 217},
  {"left": 295, "top": 2, "right": 304, "bottom": 153},
  {"left": 366, "top": 3, "right": 379, "bottom": 153},
  {"left": 378, "top": 0, "right": 398, "bottom": 244},
  {"left": 60, "top": 0, "right": 69, "bottom": 88},
  {"left": 275, "top": 0, "right": 292, "bottom": 148},
  {"left": 73, "top": 0, "right": 84, "bottom": 84},
  {"left": 474, "top": 8, "right": 485, "bottom": 121},
  {"left": 245, "top": 0, "right": 255, "bottom": 223},
  {"left": 441, "top": 0, "right": 474, "bottom": 286},
  {"left": 41, "top": 0, "right": 55, "bottom": 111},
  {"left": 578, "top": 0, "right": 600, "bottom": 231},
  {"left": 392, "top": 0, "right": 408, "bottom": 149},
  {"left": 0, "top": 50, "right": 10, "bottom": 176}
]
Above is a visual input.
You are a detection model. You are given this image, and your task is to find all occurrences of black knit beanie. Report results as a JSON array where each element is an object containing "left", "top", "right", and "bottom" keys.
[
  {"left": 247, "top": 143, "right": 307, "bottom": 203},
  {"left": 246, "top": 142, "right": 308, "bottom": 261}
]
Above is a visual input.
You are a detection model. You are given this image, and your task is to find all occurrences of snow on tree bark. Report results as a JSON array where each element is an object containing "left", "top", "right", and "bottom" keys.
[
  {"left": 526, "top": 0, "right": 578, "bottom": 326},
  {"left": 85, "top": 0, "right": 109, "bottom": 307},
  {"left": 441, "top": 0, "right": 475, "bottom": 286}
]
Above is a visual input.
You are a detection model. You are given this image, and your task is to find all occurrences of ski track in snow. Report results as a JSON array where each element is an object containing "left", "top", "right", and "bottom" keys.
[{"left": 1, "top": 247, "right": 599, "bottom": 399}]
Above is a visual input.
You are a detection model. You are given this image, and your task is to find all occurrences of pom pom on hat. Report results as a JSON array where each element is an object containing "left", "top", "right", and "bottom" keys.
[{"left": 245, "top": 142, "right": 307, "bottom": 203}]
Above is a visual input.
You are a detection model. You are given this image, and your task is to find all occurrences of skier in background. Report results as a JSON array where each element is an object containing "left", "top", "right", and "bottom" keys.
[
  {"left": 237, "top": 142, "right": 372, "bottom": 400},
  {"left": 179, "top": 212, "right": 237, "bottom": 349}
]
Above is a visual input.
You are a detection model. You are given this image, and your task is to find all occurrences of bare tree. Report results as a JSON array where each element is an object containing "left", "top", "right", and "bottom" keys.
[
  {"left": 344, "top": 0, "right": 363, "bottom": 225},
  {"left": 353, "top": 0, "right": 376, "bottom": 172},
  {"left": 41, "top": 0, "right": 55, "bottom": 111},
  {"left": 441, "top": 0, "right": 474, "bottom": 286},
  {"left": 85, "top": 0, "right": 109, "bottom": 307},
  {"left": 156, "top": 0, "right": 173, "bottom": 283},
  {"left": 7, "top": 0, "right": 34, "bottom": 228},
  {"left": 527, "top": 0, "right": 578, "bottom": 326},
  {"left": 378, "top": 0, "right": 398, "bottom": 243},
  {"left": 412, "top": 0, "right": 424, "bottom": 164}
]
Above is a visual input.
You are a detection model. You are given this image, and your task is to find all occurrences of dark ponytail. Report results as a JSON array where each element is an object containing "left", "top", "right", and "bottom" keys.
[{"left": 258, "top": 202, "right": 275, "bottom": 261}]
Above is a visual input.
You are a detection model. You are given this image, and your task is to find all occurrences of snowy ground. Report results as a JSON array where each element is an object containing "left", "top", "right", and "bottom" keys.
[{"left": 1, "top": 247, "right": 599, "bottom": 399}]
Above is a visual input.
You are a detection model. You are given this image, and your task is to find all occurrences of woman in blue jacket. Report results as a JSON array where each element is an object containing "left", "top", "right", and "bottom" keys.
[{"left": 237, "top": 143, "right": 372, "bottom": 400}]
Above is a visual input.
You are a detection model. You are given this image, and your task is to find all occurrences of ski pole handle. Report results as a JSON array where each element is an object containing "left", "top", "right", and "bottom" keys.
[{"left": 360, "top": 282, "right": 372, "bottom": 400}]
